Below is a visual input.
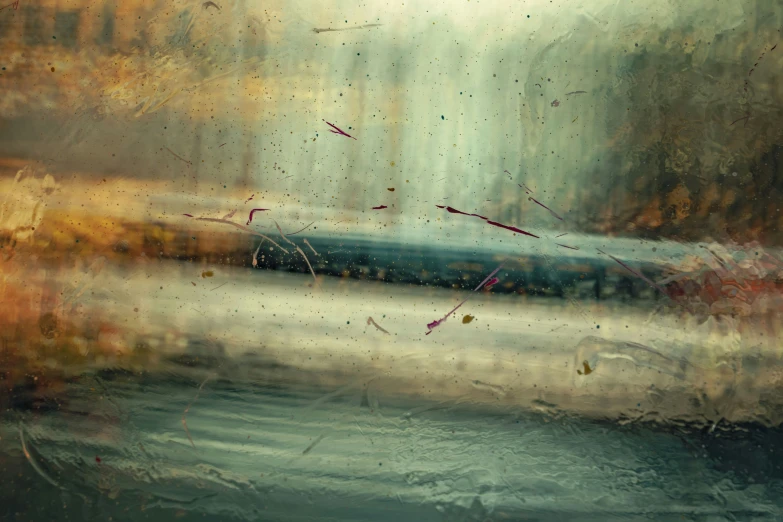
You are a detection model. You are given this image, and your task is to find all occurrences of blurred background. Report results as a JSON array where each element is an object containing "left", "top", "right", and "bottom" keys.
[{"left": 2, "top": 0, "right": 783, "bottom": 520}]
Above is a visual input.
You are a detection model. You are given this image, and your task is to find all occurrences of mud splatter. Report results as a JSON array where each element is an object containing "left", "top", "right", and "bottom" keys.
[{"left": 576, "top": 360, "right": 593, "bottom": 375}]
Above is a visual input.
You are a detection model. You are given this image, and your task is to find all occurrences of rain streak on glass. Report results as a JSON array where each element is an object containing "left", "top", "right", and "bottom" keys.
[{"left": 2, "top": 0, "right": 783, "bottom": 521}]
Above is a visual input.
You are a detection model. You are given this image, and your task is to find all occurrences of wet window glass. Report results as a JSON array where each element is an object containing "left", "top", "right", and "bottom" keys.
[{"left": 2, "top": 0, "right": 783, "bottom": 520}]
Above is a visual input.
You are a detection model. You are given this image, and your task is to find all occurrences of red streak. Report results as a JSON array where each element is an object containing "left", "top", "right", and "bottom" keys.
[
  {"left": 246, "top": 208, "right": 270, "bottom": 225},
  {"left": 484, "top": 277, "right": 500, "bottom": 290},
  {"left": 436, "top": 205, "right": 538, "bottom": 238},
  {"left": 426, "top": 265, "right": 503, "bottom": 334},
  {"left": 323, "top": 120, "right": 357, "bottom": 140},
  {"left": 436, "top": 205, "right": 488, "bottom": 220}
]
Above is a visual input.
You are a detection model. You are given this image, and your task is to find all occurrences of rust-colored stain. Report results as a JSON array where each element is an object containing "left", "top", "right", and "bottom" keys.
[
  {"left": 462, "top": 314, "right": 474, "bottom": 324},
  {"left": 576, "top": 360, "right": 593, "bottom": 375},
  {"left": 201, "top": 270, "right": 214, "bottom": 278},
  {"left": 39, "top": 313, "right": 57, "bottom": 339}
]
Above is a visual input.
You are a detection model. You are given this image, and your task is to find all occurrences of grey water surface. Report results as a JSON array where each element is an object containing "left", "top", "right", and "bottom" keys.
[{"left": 3, "top": 374, "right": 783, "bottom": 522}]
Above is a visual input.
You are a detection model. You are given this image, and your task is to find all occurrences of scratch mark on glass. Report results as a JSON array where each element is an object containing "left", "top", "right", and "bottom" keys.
[
  {"left": 288, "top": 222, "right": 316, "bottom": 236},
  {"left": 302, "top": 434, "right": 326, "bottom": 455},
  {"left": 729, "top": 114, "right": 750, "bottom": 127},
  {"left": 324, "top": 120, "right": 357, "bottom": 140},
  {"left": 529, "top": 197, "right": 564, "bottom": 221},
  {"left": 182, "top": 376, "right": 210, "bottom": 450},
  {"left": 182, "top": 214, "right": 289, "bottom": 253},
  {"left": 0, "top": 0, "right": 19, "bottom": 11},
  {"left": 303, "top": 238, "right": 319, "bottom": 256},
  {"left": 273, "top": 219, "right": 318, "bottom": 285},
  {"left": 19, "top": 423, "right": 60, "bottom": 489},
  {"left": 252, "top": 242, "right": 263, "bottom": 267},
  {"left": 598, "top": 249, "right": 690, "bottom": 311},
  {"left": 426, "top": 265, "right": 503, "bottom": 335},
  {"left": 165, "top": 147, "right": 192, "bottom": 167},
  {"left": 367, "top": 316, "right": 390, "bottom": 334},
  {"left": 313, "top": 23, "right": 382, "bottom": 33}
]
